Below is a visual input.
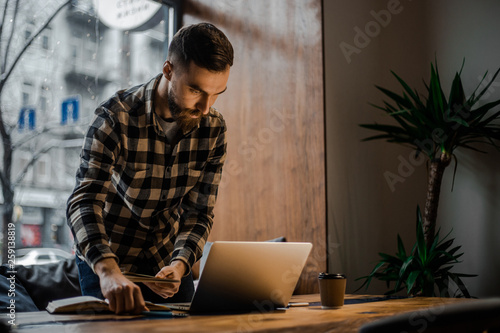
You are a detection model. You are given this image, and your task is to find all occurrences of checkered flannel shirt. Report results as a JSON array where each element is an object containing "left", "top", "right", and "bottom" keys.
[{"left": 66, "top": 74, "right": 227, "bottom": 274}]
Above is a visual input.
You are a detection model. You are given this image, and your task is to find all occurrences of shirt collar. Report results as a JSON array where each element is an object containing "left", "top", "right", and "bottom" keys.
[{"left": 147, "top": 73, "right": 165, "bottom": 135}]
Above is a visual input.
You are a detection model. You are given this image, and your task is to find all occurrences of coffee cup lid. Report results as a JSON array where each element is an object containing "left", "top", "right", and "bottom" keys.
[{"left": 318, "top": 272, "right": 346, "bottom": 279}]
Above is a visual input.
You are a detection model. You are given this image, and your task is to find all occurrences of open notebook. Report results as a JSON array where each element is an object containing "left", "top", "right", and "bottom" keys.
[{"left": 165, "top": 241, "right": 312, "bottom": 313}]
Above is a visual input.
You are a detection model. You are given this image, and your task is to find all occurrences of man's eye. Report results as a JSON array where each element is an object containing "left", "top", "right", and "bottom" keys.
[{"left": 190, "top": 89, "right": 201, "bottom": 94}]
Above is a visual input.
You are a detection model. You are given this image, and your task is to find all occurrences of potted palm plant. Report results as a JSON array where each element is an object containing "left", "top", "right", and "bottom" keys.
[
  {"left": 357, "top": 60, "right": 500, "bottom": 296},
  {"left": 357, "top": 205, "right": 476, "bottom": 297}
]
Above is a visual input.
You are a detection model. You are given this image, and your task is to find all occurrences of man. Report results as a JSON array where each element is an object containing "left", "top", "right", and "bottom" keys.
[{"left": 66, "top": 22, "right": 233, "bottom": 314}]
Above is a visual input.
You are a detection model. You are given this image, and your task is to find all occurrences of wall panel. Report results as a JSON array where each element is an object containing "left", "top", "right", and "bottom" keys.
[{"left": 182, "top": 0, "right": 325, "bottom": 293}]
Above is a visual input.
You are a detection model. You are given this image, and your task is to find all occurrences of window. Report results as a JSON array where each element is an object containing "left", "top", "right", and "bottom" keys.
[
  {"left": 18, "top": 107, "right": 36, "bottom": 131},
  {"left": 40, "top": 96, "right": 47, "bottom": 113},
  {"left": 39, "top": 85, "right": 52, "bottom": 120},
  {"left": 42, "top": 35, "right": 49, "bottom": 50},
  {"left": 36, "top": 155, "right": 51, "bottom": 184},
  {"left": 22, "top": 82, "right": 33, "bottom": 106},
  {"left": 71, "top": 45, "right": 77, "bottom": 59},
  {"left": 16, "top": 152, "right": 34, "bottom": 183},
  {"left": 69, "top": 27, "right": 86, "bottom": 70},
  {"left": 61, "top": 96, "right": 80, "bottom": 124},
  {"left": 41, "top": 27, "right": 51, "bottom": 50},
  {"left": 6, "top": 0, "right": 181, "bottom": 253},
  {"left": 22, "top": 92, "right": 30, "bottom": 106}
]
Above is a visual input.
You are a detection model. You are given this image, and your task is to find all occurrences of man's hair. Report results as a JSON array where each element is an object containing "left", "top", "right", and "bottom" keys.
[{"left": 168, "top": 22, "right": 234, "bottom": 72}]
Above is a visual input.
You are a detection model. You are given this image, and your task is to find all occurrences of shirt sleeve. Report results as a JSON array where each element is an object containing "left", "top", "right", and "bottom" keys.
[
  {"left": 66, "top": 108, "right": 121, "bottom": 270},
  {"left": 170, "top": 117, "right": 227, "bottom": 272}
]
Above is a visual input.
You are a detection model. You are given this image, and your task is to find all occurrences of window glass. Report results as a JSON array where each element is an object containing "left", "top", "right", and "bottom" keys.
[{"left": 2, "top": 0, "right": 180, "bottom": 255}]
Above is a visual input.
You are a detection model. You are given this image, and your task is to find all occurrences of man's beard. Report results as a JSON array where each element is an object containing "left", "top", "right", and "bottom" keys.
[{"left": 168, "top": 90, "right": 207, "bottom": 133}]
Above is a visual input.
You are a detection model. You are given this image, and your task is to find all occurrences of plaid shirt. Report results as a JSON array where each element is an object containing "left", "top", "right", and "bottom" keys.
[{"left": 66, "top": 74, "right": 227, "bottom": 274}]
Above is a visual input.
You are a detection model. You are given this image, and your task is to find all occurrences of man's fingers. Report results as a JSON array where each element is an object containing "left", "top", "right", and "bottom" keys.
[
  {"left": 132, "top": 286, "right": 147, "bottom": 314},
  {"left": 155, "top": 281, "right": 176, "bottom": 289},
  {"left": 96, "top": 261, "right": 148, "bottom": 315},
  {"left": 105, "top": 283, "right": 145, "bottom": 314},
  {"left": 155, "top": 267, "right": 177, "bottom": 279},
  {"left": 113, "top": 286, "right": 126, "bottom": 314},
  {"left": 107, "top": 293, "right": 116, "bottom": 312},
  {"left": 123, "top": 285, "right": 135, "bottom": 313},
  {"left": 144, "top": 281, "right": 177, "bottom": 299},
  {"left": 155, "top": 282, "right": 179, "bottom": 295}
]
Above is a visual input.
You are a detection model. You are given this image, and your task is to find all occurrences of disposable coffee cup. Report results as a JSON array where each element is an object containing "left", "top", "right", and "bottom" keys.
[{"left": 318, "top": 273, "right": 346, "bottom": 309}]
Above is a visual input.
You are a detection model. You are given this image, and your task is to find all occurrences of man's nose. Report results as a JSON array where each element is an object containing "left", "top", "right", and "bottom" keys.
[{"left": 196, "top": 96, "right": 211, "bottom": 115}]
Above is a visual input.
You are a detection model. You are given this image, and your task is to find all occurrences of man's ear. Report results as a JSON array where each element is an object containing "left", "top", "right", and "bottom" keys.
[{"left": 163, "top": 60, "right": 173, "bottom": 80}]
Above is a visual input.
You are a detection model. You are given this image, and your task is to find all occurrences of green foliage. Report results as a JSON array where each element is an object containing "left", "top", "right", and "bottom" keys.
[
  {"left": 360, "top": 59, "right": 500, "bottom": 161},
  {"left": 355, "top": 206, "right": 476, "bottom": 297}
]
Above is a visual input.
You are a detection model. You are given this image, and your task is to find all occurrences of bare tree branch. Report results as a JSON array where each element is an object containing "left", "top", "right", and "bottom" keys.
[
  {"left": 12, "top": 121, "right": 84, "bottom": 150},
  {"left": 2, "top": 0, "right": 19, "bottom": 74},
  {"left": 0, "top": 165, "right": 8, "bottom": 190},
  {"left": 13, "top": 138, "right": 82, "bottom": 185},
  {"left": 0, "top": 0, "right": 71, "bottom": 93},
  {"left": 0, "top": 1, "right": 10, "bottom": 67},
  {"left": 13, "top": 139, "right": 57, "bottom": 184},
  {"left": 0, "top": 107, "right": 8, "bottom": 138},
  {"left": 0, "top": 106, "right": 12, "bottom": 183}
]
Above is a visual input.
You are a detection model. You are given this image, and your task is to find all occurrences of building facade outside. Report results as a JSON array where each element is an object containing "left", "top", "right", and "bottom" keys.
[{"left": 1, "top": 0, "right": 177, "bottom": 257}]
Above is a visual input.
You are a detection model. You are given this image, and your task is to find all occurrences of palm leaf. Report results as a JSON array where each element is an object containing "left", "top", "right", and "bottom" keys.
[
  {"left": 448, "top": 73, "right": 466, "bottom": 109},
  {"left": 406, "top": 270, "right": 421, "bottom": 293},
  {"left": 428, "top": 63, "right": 447, "bottom": 120},
  {"left": 361, "top": 59, "right": 500, "bottom": 162},
  {"left": 376, "top": 86, "right": 415, "bottom": 110},
  {"left": 448, "top": 273, "right": 472, "bottom": 298},
  {"left": 468, "top": 67, "right": 500, "bottom": 106},
  {"left": 397, "top": 234, "right": 407, "bottom": 258},
  {"left": 390, "top": 71, "right": 426, "bottom": 109}
]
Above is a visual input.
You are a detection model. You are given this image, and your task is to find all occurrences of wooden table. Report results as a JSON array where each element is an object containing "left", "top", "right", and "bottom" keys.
[{"left": 13, "top": 294, "right": 474, "bottom": 333}]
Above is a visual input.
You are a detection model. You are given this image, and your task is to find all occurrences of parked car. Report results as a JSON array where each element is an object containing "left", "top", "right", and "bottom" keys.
[{"left": 15, "top": 248, "right": 73, "bottom": 266}]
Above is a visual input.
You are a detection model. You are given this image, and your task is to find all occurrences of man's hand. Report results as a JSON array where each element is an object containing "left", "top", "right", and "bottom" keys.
[
  {"left": 143, "top": 260, "right": 187, "bottom": 298},
  {"left": 94, "top": 258, "right": 148, "bottom": 314}
]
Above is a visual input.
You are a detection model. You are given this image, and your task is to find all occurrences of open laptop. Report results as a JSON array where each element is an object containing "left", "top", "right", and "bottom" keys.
[{"left": 165, "top": 241, "right": 312, "bottom": 313}]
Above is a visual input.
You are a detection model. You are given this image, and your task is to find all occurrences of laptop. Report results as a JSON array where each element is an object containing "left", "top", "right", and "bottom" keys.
[{"left": 165, "top": 241, "right": 312, "bottom": 313}]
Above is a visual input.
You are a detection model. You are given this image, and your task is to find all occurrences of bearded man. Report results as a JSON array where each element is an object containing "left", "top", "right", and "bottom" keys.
[{"left": 67, "top": 23, "right": 233, "bottom": 314}]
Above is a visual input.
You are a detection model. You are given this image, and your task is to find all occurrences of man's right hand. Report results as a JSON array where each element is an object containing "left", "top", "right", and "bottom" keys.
[{"left": 94, "top": 258, "right": 148, "bottom": 314}]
